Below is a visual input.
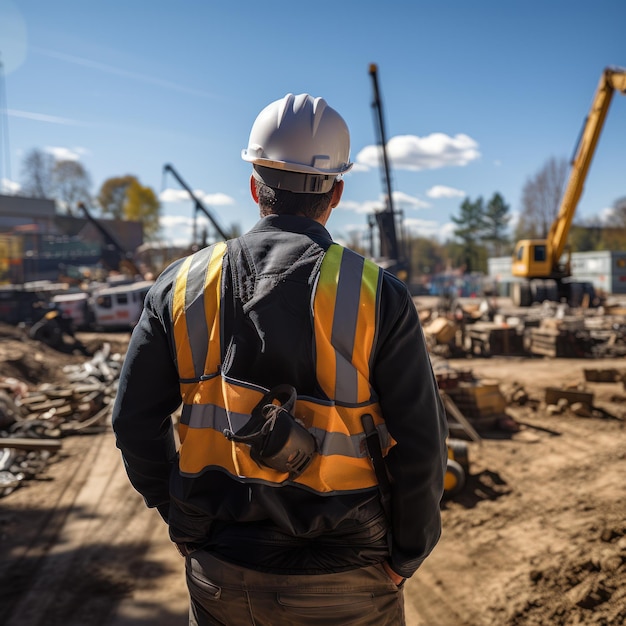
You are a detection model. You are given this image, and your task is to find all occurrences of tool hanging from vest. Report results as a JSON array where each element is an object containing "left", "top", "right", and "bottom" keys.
[
  {"left": 224, "top": 384, "right": 317, "bottom": 479},
  {"left": 361, "top": 413, "right": 392, "bottom": 521}
]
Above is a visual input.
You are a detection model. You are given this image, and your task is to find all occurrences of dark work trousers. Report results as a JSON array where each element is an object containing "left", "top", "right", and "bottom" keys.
[{"left": 185, "top": 551, "right": 406, "bottom": 625}]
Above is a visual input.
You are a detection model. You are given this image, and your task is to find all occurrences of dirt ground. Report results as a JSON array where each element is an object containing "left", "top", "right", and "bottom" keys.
[{"left": 0, "top": 322, "right": 625, "bottom": 626}]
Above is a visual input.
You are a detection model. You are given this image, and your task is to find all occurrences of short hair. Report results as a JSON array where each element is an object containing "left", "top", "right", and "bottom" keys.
[{"left": 254, "top": 179, "right": 336, "bottom": 220}]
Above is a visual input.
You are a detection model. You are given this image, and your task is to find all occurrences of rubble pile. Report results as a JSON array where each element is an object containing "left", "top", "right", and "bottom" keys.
[{"left": 0, "top": 343, "right": 123, "bottom": 497}]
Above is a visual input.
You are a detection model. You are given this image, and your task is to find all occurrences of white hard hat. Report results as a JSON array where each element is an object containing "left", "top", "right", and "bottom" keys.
[{"left": 242, "top": 93, "right": 353, "bottom": 193}]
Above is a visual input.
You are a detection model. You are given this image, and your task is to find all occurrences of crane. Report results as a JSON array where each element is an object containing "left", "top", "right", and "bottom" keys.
[
  {"left": 368, "top": 63, "right": 409, "bottom": 283},
  {"left": 162, "top": 163, "right": 229, "bottom": 247},
  {"left": 77, "top": 202, "right": 142, "bottom": 277},
  {"left": 511, "top": 66, "right": 626, "bottom": 306}
]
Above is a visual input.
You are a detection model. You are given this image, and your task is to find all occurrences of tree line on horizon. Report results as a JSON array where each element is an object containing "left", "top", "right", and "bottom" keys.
[{"left": 14, "top": 149, "right": 626, "bottom": 277}]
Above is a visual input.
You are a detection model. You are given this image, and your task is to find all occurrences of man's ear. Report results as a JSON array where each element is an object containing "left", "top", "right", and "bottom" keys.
[
  {"left": 330, "top": 179, "right": 344, "bottom": 208},
  {"left": 250, "top": 175, "right": 259, "bottom": 203}
]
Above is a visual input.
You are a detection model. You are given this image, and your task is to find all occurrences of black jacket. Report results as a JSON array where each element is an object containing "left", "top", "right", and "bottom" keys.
[{"left": 112, "top": 214, "right": 447, "bottom": 578}]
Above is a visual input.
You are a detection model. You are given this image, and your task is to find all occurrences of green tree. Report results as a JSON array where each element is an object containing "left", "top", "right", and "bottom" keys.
[
  {"left": 482, "top": 192, "right": 511, "bottom": 256},
  {"left": 98, "top": 175, "right": 161, "bottom": 239},
  {"left": 125, "top": 179, "right": 161, "bottom": 239},
  {"left": 410, "top": 236, "right": 446, "bottom": 278},
  {"left": 451, "top": 196, "right": 487, "bottom": 272},
  {"left": 97, "top": 175, "right": 136, "bottom": 219}
]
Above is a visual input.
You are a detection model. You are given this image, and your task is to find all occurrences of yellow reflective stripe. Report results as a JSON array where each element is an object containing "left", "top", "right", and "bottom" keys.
[
  {"left": 172, "top": 244, "right": 227, "bottom": 380},
  {"left": 353, "top": 258, "right": 382, "bottom": 401},
  {"left": 314, "top": 245, "right": 342, "bottom": 398},
  {"left": 203, "top": 241, "right": 227, "bottom": 375},
  {"left": 314, "top": 245, "right": 382, "bottom": 404},
  {"left": 172, "top": 255, "right": 195, "bottom": 380}
]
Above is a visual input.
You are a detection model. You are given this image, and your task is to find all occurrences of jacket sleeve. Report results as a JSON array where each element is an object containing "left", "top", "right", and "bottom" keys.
[
  {"left": 111, "top": 267, "right": 182, "bottom": 522},
  {"left": 372, "top": 275, "right": 448, "bottom": 578}
]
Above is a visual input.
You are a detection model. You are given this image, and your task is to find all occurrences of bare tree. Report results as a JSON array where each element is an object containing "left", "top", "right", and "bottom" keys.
[
  {"left": 607, "top": 196, "right": 626, "bottom": 228},
  {"left": 20, "top": 148, "right": 55, "bottom": 198},
  {"left": 516, "top": 156, "right": 568, "bottom": 239},
  {"left": 53, "top": 160, "right": 92, "bottom": 215}
]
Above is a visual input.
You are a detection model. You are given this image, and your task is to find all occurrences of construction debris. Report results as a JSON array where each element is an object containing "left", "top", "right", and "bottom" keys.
[
  {"left": 0, "top": 343, "right": 122, "bottom": 497},
  {"left": 420, "top": 296, "right": 626, "bottom": 359}
]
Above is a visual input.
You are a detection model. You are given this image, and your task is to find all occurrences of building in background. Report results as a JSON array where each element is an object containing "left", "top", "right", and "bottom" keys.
[{"left": 0, "top": 194, "right": 143, "bottom": 284}]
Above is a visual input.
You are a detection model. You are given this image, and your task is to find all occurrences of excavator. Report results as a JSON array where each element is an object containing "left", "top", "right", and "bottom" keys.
[
  {"left": 511, "top": 66, "right": 626, "bottom": 307},
  {"left": 367, "top": 64, "right": 410, "bottom": 283}
]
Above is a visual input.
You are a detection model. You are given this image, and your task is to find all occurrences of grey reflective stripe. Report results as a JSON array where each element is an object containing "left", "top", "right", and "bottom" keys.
[
  {"left": 181, "top": 403, "right": 250, "bottom": 433},
  {"left": 184, "top": 250, "right": 212, "bottom": 379},
  {"left": 331, "top": 249, "right": 364, "bottom": 403},
  {"left": 180, "top": 401, "right": 389, "bottom": 460}
]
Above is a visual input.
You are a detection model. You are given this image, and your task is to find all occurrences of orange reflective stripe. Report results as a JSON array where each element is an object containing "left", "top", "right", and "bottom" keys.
[
  {"left": 173, "top": 241, "right": 390, "bottom": 495},
  {"left": 178, "top": 412, "right": 379, "bottom": 492}
]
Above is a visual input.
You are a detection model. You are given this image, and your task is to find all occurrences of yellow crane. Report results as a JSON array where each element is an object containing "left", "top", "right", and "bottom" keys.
[{"left": 511, "top": 66, "right": 626, "bottom": 306}]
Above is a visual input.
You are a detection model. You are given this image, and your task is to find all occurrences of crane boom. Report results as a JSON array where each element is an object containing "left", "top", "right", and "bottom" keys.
[
  {"left": 511, "top": 66, "right": 626, "bottom": 305},
  {"left": 368, "top": 63, "right": 402, "bottom": 268},
  {"left": 547, "top": 67, "right": 626, "bottom": 265},
  {"left": 163, "top": 163, "right": 229, "bottom": 243},
  {"left": 77, "top": 202, "right": 141, "bottom": 276}
]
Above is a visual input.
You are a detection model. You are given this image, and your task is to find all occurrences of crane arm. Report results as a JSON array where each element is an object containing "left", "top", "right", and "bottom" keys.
[
  {"left": 548, "top": 67, "right": 626, "bottom": 265},
  {"left": 78, "top": 202, "right": 141, "bottom": 275},
  {"left": 368, "top": 63, "right": 399, "bottom": 261},
  {"left": 163, "top": 163, "right": 229, "bottom": 242}
]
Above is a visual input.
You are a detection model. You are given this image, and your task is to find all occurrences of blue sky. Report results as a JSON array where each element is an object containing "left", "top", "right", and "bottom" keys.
[{"left": 1, "top": 0, "right": 625, "bottom": 250}]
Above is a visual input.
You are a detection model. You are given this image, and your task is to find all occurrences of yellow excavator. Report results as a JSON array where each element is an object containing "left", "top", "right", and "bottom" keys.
[{"left": 511, "top": 66, "right": 626, "bottom": 306}]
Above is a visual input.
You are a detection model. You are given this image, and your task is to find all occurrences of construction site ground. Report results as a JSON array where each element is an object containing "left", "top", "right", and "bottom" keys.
[{"left": 0, "top": 322, "right": 625, "bottom": 626}]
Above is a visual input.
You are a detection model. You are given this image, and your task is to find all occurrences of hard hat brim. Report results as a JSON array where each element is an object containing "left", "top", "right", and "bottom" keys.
[{"left": 241, "top": 150, "right": 353, "bottom": 176}]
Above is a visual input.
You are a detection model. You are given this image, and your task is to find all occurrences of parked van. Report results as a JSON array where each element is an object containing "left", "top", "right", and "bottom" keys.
[{"left": 90, "top": 280, "right": 154, "bottom": 330}]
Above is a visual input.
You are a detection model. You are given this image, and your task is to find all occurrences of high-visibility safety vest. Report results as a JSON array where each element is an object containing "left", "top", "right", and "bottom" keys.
[{"left": 172, "top": 241, "right": 393, "bottom": 495}]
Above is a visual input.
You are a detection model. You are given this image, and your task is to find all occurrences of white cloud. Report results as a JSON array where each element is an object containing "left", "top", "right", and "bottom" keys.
[
  {"left": 426, "top": 185, "right": 465, "bottom": 199},
  {"left": 336, "top": 199, "right": 382, "bottom": 215},
  {"left": 159, "top": 187, "right": 235, "bottom": 206},
  {"left": 1, "top": 178, "right": 20, "bottom": 194},
  {"left": 404, "top": 218, "right": 456, "bottom": 241},
  {"left": 392, "top": 191, "right": 430, "bottom": 209},
  {"left": 599, "top": 207, "right": 614, "bottom": 224},
  {"left": 348, "top": 162, "right": 370, "bottom": 173},
  {"left": 355, "top": 133, "right": 480, "bottom": 171},
  {"left": 338, "top": 191, "right": 428, "bottom": 215},
  {"left": 158, "top": 214, "right": 194, "bottom": 246},
  {"left": 44, "top": 146, "right": 89, "bottom": 161}
]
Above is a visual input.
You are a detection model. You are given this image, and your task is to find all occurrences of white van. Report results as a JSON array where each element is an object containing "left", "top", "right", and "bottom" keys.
[
  {"left": 52, "top": 291, "right": 91, "bottom": 328},
  {"left": 90, "top": 280, "right": 154, "bottom": 330}
]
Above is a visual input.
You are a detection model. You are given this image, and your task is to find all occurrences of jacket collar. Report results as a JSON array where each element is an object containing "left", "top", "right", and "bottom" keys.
[{"left": 248, "top": 214, "right": 333, "bottom": 242}]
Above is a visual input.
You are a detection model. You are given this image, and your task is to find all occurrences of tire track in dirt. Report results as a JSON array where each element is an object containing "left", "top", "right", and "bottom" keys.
[{"left": 4, "top": 431, "right": 184, "bottom": 626}]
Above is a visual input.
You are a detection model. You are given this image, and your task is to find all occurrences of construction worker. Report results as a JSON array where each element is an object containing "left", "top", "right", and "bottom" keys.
[{"left": 112, "top": 93, "right": 447, "bottom": 625}]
